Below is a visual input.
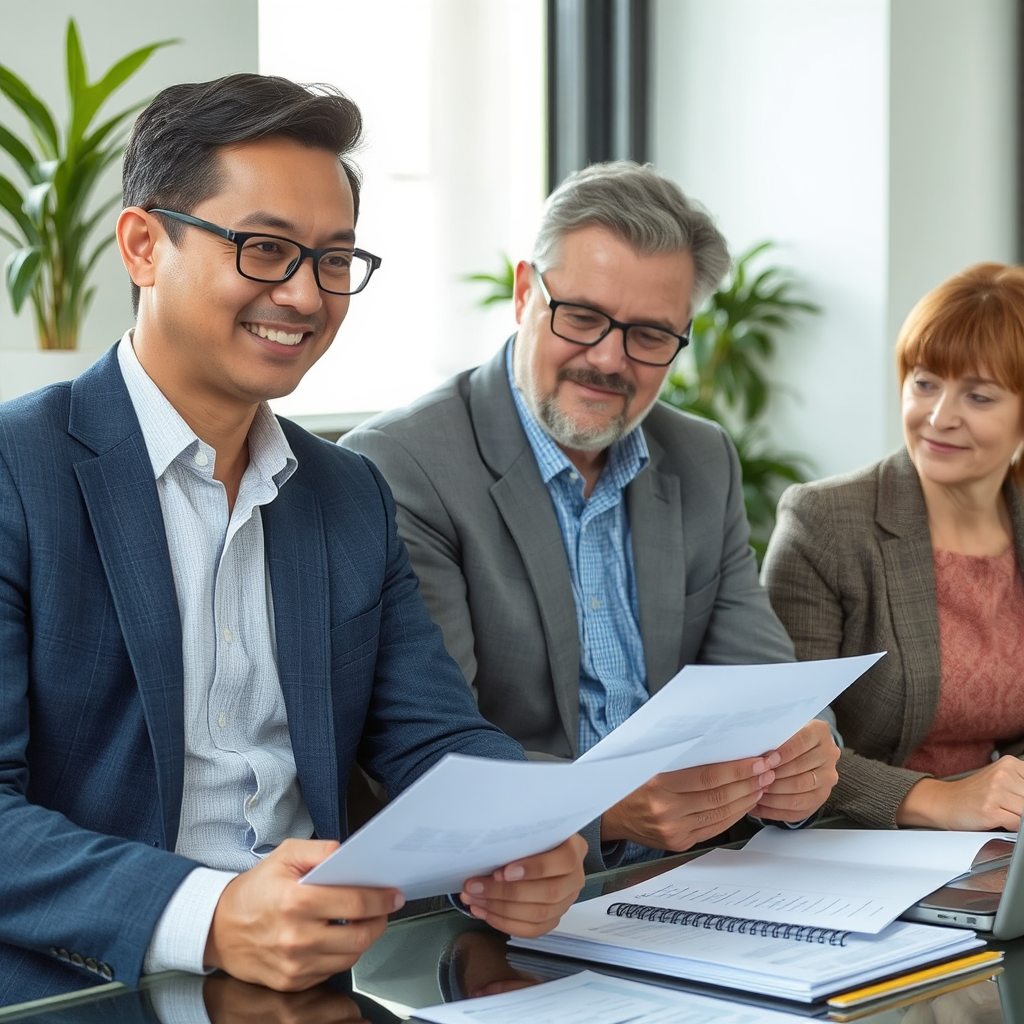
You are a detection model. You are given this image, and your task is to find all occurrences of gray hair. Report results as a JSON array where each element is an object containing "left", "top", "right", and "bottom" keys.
[{"left": 532, "top": 161, "right": 731, "bottom": 310}]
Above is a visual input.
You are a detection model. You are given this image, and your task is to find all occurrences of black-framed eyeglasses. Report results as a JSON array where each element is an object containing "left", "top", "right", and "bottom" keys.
[
  {"left": 148, "top": 209, "right": 382, "bottom": 296},
  {"left": 532, "top": 264, "right": 690, "bottom": 367}
]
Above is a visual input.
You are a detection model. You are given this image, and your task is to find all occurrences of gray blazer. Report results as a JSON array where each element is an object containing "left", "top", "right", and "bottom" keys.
[
  {"left": 762, "top": 447, "right": 1024, "bottom": 829},
  {"left": 343, "top": 343, "right": 795, "bottom": 765}
]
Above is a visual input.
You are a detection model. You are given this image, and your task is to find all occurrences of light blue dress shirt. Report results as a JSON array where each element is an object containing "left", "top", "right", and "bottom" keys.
[
  {"left": 507, "top": 344, "right": 663, "bottom": 863},
  {"left": 506, "top": 343, "right": 650, "bottom": 754}
]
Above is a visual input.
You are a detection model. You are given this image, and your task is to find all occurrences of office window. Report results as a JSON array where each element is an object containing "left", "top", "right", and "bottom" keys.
[{"left": 259, "top": 0, "right": 545, "bottom": 425}]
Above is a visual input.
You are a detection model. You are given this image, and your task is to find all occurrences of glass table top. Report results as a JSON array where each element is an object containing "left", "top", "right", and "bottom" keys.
[{"left": 2, "top": 847, "right": 1020, "bottom": 1024}]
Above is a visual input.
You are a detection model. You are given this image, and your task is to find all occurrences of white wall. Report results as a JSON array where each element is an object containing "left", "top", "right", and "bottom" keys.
[
  {"left": 0, "top": 0, "right": 257, "bottom": 355},
  {"left": 653, "top": 0, "right": 1017, "bottom": 480},
  {"left": 887, "top": 0, "right": 1017, "bottom": 451}
]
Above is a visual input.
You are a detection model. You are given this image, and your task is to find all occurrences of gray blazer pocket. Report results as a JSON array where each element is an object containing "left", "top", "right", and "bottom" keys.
[{"left": 682, "top": 574, "right": 718, "bottom": 632}]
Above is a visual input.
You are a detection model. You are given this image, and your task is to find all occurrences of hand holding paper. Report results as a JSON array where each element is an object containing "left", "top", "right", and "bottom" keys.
[
  {"left": 752, "top": 717, "right": 841, "bottom": 821},
  {"left": 600, "top": 752, "right": 780, "bottom": 850},
  {"left": 459, "top": 832, "right": 587, "bottom": 936},
  {"left": 303, "top": 654, "right": 882, "bottom": 899}
]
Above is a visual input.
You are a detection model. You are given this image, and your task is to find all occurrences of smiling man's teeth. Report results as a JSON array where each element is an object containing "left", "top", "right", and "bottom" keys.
[{"left": 244, "top": 323, "right": 304, "bottom": 346}]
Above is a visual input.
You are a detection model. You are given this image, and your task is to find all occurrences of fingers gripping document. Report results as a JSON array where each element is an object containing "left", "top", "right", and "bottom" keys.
[
  {"left": 302, "top": 654, "right": 882, "bottom": 898},
  {"left": 302, "top": 744, "right": 701, "bottom": 898}
]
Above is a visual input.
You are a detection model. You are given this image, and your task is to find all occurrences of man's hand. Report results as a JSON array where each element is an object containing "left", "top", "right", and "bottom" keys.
[
  {"left": 897, "top": 755, "right": 1024, "bottom": 830},
  {"left": 458, "top": 833, "right": 586, "bottom": 937},
  {"left": 600, "top": 756, "right": 779, "bottom": 851},
  {"left": 204, "top": 839, "right": 404, "bottom": 992},
  {"left": 751, "top": 719, "right": 840, "bottom": 822}
]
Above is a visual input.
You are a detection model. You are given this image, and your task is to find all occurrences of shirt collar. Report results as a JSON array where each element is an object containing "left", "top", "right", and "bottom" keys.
[
  {"left": 117, "top": 330, "right": 297, "bottom": 487},
  {"left": 505, "top": 337, "right": 649, "bottom": 490}
]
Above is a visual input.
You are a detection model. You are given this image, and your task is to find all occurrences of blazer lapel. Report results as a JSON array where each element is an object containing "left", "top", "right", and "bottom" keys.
[
  {"left": 68, "top": 349, "right": 186, "bottom": 848},
  {"left": 875, "top": 449, "right": 942, "bottom": 759},
  {"left": 628, "top": 430, "right": 687, "bottom": 695},
  {"left": 263, "top": 476, "right": 340, "bottom": 840},
  {"left": 470, "top": 345, "right": 581, "bottom": 754}
]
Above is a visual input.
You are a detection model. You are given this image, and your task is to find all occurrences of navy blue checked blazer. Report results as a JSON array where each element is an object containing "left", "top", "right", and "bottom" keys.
[{"left": 0, "top": 346, "right": 522, "bottom": 1006}]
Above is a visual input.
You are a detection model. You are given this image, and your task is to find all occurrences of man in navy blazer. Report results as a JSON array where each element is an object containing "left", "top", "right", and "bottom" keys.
[{"left": 0, "top": 74, "right": 584, "bottom": 1007}]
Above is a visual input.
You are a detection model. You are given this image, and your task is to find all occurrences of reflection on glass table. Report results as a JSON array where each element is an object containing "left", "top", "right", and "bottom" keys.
[{"left": 1, "top": 846, "right": 1020, "bottom": 1024}]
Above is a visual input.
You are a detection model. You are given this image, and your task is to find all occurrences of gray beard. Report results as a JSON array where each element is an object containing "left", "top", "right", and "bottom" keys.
[
  {"left": 536, "top": 391, "right": 633, "bottom": 451},
  {"left": 527, "top": 367, "right": 651, "bottom": 451}
]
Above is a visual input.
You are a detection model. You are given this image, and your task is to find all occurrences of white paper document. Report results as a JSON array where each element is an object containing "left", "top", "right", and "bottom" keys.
[
  {"left": 302, "top": 742, "right": 699, "bottom": 898},
  {"left": 596, "top": 827, "right": 996, "bottom": 934},
  {"left": 413, "top": 970, "right": 810, "bottom": 1024},
  {"left": 579, "top": 653, "right": 884, "bottom": 770},
  {"left": 303, "top": 654, "right": 882, "bottom": 898}
]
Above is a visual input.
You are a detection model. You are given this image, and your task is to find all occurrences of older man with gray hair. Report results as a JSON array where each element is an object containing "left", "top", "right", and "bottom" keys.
[{"left": 343, "top": 161, "right": 839, "bottom": 870}]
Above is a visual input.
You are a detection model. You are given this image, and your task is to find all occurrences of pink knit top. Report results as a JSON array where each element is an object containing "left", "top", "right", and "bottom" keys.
[{"left": 905, "top": 547, "right": 1024, "bottom": 777}]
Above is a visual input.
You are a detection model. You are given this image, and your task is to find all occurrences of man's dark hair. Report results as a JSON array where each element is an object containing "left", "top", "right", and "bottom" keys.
[{"left": 122, "top": 73, "right": 363, "bottom": 315}]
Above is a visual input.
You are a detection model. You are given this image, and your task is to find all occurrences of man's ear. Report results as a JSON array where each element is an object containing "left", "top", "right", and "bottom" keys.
[
  {"left": 117, "top": 208, "right": 160, "bottom": 289},
  {"left": 512, "top": 260, "right": 534, "bottom": 325}
]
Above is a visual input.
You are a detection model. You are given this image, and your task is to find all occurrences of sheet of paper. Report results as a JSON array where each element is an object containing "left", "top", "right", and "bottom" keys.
[
  {"left": 301, "top": 740, "right": 700, "bottom": 898},
  {"left": 744, "top": 824, "right": 999, "bottom": 870},
  {"left": 578, "top": 653, "right": 884, "bottom": 770},
  {"left": 304, "top": 655, "right": 882, "bottom": 897},
  {"left": 412, "top": 969, "right": 810, "bottom": 1024},
  {"left": 588, "top": 829, "right": 995, "bottom": 934}
]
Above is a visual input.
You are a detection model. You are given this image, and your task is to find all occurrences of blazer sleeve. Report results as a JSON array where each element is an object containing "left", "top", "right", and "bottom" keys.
[
  {"left": 693, "top": 424, "right": 796, "bottom": 666},
  {"left": 763, "top": 483, "right": 929, "bottom": 828},
  {"left": 342, "top": 429, "right": 483, "bottom": 700},
  {"left": 0, "top": 446, "right": 199, "bottom": 996},
  {"left": 348, "top": 455, "right": 526, "bottom": 791}
]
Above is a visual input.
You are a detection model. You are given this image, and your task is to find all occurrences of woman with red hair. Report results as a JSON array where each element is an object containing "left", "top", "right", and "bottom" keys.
[{"left": 763, "top": 263, "right": 1024, "bottom": 830}]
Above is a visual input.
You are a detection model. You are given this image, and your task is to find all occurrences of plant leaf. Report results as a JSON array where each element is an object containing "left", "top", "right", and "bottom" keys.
[
  {"left": 65, "top": 19, "right": 88, "bottom": 112},
  {"left": 0, "top": 64, "right": 59, "bottom": 156},
  {"left": 0, "top": 124, "right": 37, "bottom": 179},
  {"left": 70, "top": 38, "right": 178, "bottom": 146},
  {"left": 23, "top": 181, "right": 54, "bottom": 224},
  {"left": 0, "top": 173, "right": 37, "bottom": 241},
  {"left": 463, "top": 254, "right": 515, "bottom": 306},
  {"left": 4, "top": 246, "right": 43, "bottom": 313}
]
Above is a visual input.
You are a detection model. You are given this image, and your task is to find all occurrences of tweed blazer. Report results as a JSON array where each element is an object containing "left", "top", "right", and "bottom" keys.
[
  {"left": 762, "top": 447, "right": 1024, "bottom": 828},
  {"left": 343, "top": 342, "right": 795, "bottom": 764}
]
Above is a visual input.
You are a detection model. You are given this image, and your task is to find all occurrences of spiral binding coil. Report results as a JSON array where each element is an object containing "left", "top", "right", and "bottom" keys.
[{"left": 606, "top": 902, "right": 850, "bottom": 946}]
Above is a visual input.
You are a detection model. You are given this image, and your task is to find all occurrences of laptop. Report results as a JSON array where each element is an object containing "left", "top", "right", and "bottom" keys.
[{"left": 902, "top": 835, "right": 1024, "bottom": 939}]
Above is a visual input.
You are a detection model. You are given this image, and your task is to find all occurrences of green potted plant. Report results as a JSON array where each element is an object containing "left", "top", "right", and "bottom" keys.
[
  {"left": 0, "top": 19, "right": 174, "bottom": 357},
  {"left": 660, "top": 242, "right": 820, "bottom": 561}
]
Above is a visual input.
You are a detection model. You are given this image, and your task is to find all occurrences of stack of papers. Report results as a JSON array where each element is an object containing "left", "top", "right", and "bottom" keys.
[{"left": 510, "top": 828, "right": 992, "bottom": 1002}]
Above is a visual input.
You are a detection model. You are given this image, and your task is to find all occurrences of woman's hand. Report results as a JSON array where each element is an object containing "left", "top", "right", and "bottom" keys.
[{"left": 895, "top": 755, "right": 1024, "bottom": 830}]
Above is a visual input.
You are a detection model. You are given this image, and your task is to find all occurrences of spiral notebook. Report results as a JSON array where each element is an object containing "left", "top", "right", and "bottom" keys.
[{"left": 511, "top": 829, "right": 993, "bottom": 1002}]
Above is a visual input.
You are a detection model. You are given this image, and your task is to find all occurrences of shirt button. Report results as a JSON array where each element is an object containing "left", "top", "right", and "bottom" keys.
[
  {"left": 569, "top": 472, "right": 578, "bottom": 481},
  {"left": 218, "top": 712, "right": 226, "bottom": 729},
  {"left": 591, "top": 598, "right": 600, "bottom": 610},
  {"left": 194, "top": 450, "right": 209, "bottom": 467},
  {"left": 223, "top": 627, "right": 232, "bottom": 643}
]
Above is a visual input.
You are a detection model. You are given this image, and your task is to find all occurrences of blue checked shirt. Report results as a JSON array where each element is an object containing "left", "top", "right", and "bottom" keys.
[{"left": 506, "top": 343, "right": 651, "bottom": 753}]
